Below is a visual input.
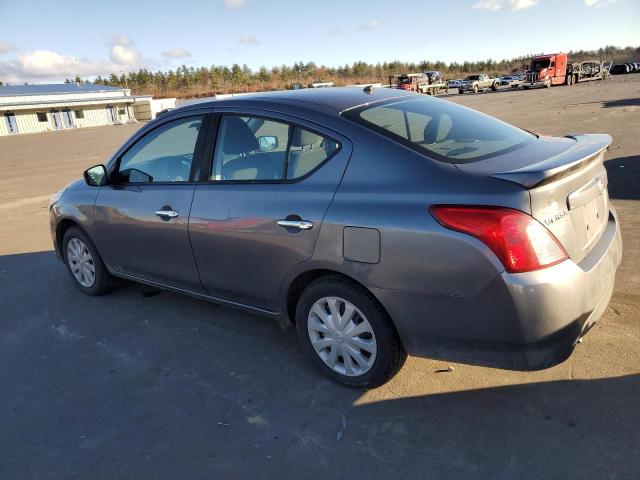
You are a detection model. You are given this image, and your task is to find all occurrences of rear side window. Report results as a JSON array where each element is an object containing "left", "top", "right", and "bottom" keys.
[
  {"left": 211, "top": 115, "right": 339, "bottom": 181},
  {"left": 343, "top": 97, "right": 534, "bottom": 163}
]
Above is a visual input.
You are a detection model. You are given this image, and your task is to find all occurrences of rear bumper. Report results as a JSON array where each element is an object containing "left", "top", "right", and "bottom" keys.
[{"left": 373, "top": 209, "right": 622, "bottom": 370}]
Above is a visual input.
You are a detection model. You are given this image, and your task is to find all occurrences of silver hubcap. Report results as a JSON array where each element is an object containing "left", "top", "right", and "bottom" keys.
[
  {"left": 307, "top": 297, "right": 377, "bottom": 377},
  {"left": 67, "top": 238, "right": 96, "bottom": 288}
]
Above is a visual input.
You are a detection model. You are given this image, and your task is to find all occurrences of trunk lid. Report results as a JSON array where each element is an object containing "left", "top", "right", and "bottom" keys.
[{"left": 456, "top": 134, "right": 611, "bottom": 263}]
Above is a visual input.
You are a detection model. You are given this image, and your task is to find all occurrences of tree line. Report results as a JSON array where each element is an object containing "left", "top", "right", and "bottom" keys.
[{"left": 65, "top": 45, "right": 638, "bottom": 99}]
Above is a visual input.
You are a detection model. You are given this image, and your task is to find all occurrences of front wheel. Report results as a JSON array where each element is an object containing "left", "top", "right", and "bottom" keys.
[
  {"left": 458, "top": 89, "right": 464, "bottom": 94},
  {"left": 473, "top": 84, "right": 479, "bottom": 94},
  {"left": 491, "top": 82, "right": 498, "bottom": 91},
  {"left": 62, "top": 226, "right": 117, "bottom": 295},
  {"left": 295, "top": 276, "right": 407, "bottom": 388}
]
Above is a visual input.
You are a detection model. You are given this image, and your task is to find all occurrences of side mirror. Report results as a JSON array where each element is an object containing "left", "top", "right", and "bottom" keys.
[
  {"left": 258, "top": 136, "right": 278, "bottom": 152},
  {"left": 83, "top": 164, "right": 108, "bottom": 186}
]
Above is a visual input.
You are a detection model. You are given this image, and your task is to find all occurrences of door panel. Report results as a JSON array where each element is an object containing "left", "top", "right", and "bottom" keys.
[
  {"left": 62, "top": 110, "right": 73, "bottom": 128},
  {"left": 95, "top": 184, "right": 203, "bottom": 291},
  {"left": 189, "top": 116, "right": 352, "bottom": 311},
  {"left": 51, "top": 111, "right": 62, "bottom": 130},
  {"left": 5, "top": 113, "right": 18, "bottom": 134}
]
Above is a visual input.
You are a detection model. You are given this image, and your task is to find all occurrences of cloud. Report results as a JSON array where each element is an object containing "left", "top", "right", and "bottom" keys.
[
  {"left": 239, "top": 34, "right": 259, "bottom": 46},
  {"left": 358, "top": 19, "right": 382, "bottom": 31},
  {"left": 224, "top": 0, "right": 246, "bottom": 8},
  {"left": 510, "top": 0, "right": 538, "bottom": 10},
  {"left": 105, "top": 34, "right": 135, "bottom": 47},
  {"left": 161, "top": 48, "right": 191, "bottom": 59},
  {"left": 473, "top": 0, "right": 538, "bottom": 11},
  {"left": 473, "top": 0, "right": 503, "bottom": 10},
  {"left": 0, "top": 50, "right": 113, "bottom": 83},
  {"left": 0, "top": 41, "right": 17, "bottom": 55},
  {"left": 0, "top": 35, "right": 148, "bottom": 84},
  {"left": 104, "top": 34, "right": 142, "bottom": 66},
  {"left": 585, "top": 0, "right": 617, "bottom": 6}
]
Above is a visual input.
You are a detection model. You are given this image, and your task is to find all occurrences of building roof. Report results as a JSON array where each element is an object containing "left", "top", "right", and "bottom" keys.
[{"left": 0, "top": 83, "right": 127, "bottom": 97}]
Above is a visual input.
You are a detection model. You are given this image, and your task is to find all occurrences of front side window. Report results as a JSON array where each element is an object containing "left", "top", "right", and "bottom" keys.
[
  {"left": 211, "top": 115, "right": 339, "bottom": 181},
  {"left": 343, "top": 97, "right": 534, "bottom": 163},
  {"left": 118, "top": 116, "right": 203, "bottom": 183}
]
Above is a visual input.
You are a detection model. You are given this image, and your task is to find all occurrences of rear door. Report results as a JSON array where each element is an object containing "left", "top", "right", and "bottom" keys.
[
  {"left": 189, "top": 111, "right": 352, "bottom": 311},
  {"left": 95, "top": 113, "right": 210, "bottom": 292}
]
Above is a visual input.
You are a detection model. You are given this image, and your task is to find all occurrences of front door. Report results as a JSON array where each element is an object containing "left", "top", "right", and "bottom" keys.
[
  {"left": 62, "top": 109, "right": 73, "bottom": 128},
  {"left": 51, "top": 110, "right": 62, "bottom": 130},
  {"left": 94, "top": 114, "right": 207, "bottom": 292},
  {"left": 106, "top": 106, "right": 116, "bottom": 124},
  {"left": 5, "top": 113, "right": 18, "bottom": 134},
  {"left": 189, "top": 113, "right": 351, "bottom": 311}
]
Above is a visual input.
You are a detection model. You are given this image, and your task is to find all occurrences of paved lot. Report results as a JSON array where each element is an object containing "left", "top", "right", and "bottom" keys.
[{"left": 1, "top": 76, "right": 639, "bottom": 479}]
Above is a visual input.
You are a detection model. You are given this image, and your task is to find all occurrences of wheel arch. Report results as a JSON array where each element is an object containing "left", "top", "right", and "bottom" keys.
[
  {"left": 284, "top": 268, "right": 389, "bottom": 326},
  {"left": 56, "top": 218, "right": 81, "bottom": 257}
]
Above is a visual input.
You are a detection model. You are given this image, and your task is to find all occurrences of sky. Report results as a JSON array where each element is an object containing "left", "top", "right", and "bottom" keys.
[{"left": 0, "top": 0, "right": 638, "bottom": 84}]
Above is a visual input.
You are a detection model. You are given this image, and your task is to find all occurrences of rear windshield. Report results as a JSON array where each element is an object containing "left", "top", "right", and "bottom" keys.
[
  {"left": 342, "top": 97, "right": 535, "bottom": 163},
  {"left": 465, "top": 75, "right": 480, "bottom": 80}
]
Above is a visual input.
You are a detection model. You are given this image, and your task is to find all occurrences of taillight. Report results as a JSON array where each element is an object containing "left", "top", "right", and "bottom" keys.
[{"left": 431, "top": 206, "right": 568, "bottom": 273}]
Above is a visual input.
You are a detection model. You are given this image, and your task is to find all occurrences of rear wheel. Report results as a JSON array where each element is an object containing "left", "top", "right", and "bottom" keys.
[
  {"left": 295, "top": 276, "right": 407, "bottom": 388},
  {"left": 458, "top": 89, "right": 464, "bottom": 94},
  {"left": 62, "top": 226, "right": 117, "bottom": 295},
  {"left": 545, "top": 77, "right": 552, "bottom": 88}
]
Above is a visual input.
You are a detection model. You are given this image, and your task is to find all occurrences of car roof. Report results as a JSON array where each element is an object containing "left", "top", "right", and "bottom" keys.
[{"left": 178, "top": 87, "right": 414, "bottom": 115}]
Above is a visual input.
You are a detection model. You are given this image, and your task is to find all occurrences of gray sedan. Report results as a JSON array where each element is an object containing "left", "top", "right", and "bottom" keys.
[{"left": 50, "top": 87, "right": 622, "bottom": 388}]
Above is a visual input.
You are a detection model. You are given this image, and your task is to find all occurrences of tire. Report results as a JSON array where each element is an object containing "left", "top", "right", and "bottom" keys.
[
  {"left": 295, "top": 276, "right": 407, "bottom": 388},
  {"left": 567, "top": 74, "right": 573, "bottom": 86},
  {"left": 473, "top": 84, "right": 479, "bottom": 94},
  {"left": 491, "top": 82, "right": 498, "bottom": 91},
  {"left": 545, "top": 78, "right": 552, "bottom": 88},
  {"left": 62, "top": 226, "right": 117, "bottom": 295},
  {"left": 458, "top": 89, "right": 464, "bottom": 94}
]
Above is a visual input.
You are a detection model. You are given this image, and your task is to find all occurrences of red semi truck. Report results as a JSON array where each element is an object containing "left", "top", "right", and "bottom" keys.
[
  {"left": 522, "top": 53, "right": 569, "bottom": 88},
  {"left": 522, "top": 52, "right": 611, "bottom": 89}
]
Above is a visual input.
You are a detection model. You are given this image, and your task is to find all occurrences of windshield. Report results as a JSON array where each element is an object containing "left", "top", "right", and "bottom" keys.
[
  {"left": 465, "top": 75, "right": 480, "bottom": 81},
  {"left": 530, "top": 60, "right": 550, "bottom": 70},
  {"left": 343, "top": 97, "right": 535, "bottom": 163},
  {"left": 398, "top": 76, "right": 411, "bottom": 84}
]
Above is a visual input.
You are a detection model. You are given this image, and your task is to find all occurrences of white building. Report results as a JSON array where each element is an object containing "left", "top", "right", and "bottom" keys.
[
  {"left": 0, "top": 83, "right": 152, "bottom": 136},
  {"left": 133, "top": 97, "right": 177, "bottom": 121}
]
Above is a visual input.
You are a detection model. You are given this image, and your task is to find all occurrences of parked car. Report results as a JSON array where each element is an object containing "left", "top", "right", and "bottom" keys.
[
  {"left": 610, "top": 64, "right": 630, "bottom": 75},
  {"left": 50, "top": 87, "right": 622, "bottom": 388},
  {"left": 499, "top": 75, "right": 514, "bottom": 85},
  {"left": 448, "top": 79, "right": 463, "bottom": 89},
  {"left": 458, "top": 74, "right": 499, "bottom": 93}
]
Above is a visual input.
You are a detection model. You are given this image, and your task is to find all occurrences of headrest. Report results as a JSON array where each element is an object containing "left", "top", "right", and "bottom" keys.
[
  {"left": 221, "top": 117, "right": 259, "bottom": 154},
  {"left": 291, "top": 128, "right": 324, "bottom": 148}
]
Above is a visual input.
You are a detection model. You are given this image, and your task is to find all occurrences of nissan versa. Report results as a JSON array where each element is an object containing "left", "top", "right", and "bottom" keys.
[{"left": 49, "top": 87, "right": 622, "bottom": 388}]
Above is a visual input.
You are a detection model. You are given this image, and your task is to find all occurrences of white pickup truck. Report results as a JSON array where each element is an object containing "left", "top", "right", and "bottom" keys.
[{"left": 458, "top": 74, "right": 499, "bottom": 94}]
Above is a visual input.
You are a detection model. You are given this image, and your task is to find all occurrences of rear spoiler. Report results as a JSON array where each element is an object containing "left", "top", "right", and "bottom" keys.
[{"left": 490, "top": 134, "right": 611, "bottom": 188}]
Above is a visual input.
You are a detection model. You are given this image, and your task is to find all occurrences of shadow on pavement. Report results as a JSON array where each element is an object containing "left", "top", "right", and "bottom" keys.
[
  {"left": 602, "top": 97, "right": 640, "bottom": 108},
  {"left": 1, "top": 251, "right": 639, "bottom": 479},
  {"left": 605, "top": 155, "right": 640, "bottom": 200}
]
